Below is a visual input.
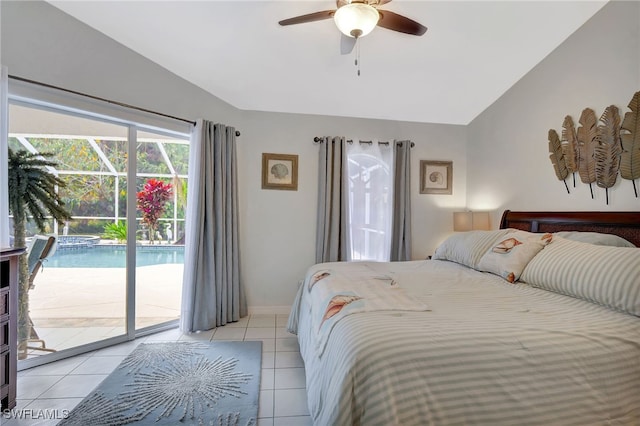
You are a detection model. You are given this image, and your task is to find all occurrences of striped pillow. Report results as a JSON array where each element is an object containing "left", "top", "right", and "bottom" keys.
[
  {"left": 433, "top": 229, "right": 511, "bottom": 270},
  {"left": 553, "top": 231, "right": 636, "bottom": 247},
  {"left": 520, "top": 237, "right": 640, "bottom": 316}
]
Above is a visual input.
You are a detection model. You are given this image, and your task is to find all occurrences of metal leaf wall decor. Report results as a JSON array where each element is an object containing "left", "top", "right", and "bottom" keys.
[
  {"left": 594, "top": 105, "right": 621, "bottom": 205},
  {"left": 548, "top": 129, "right": 570, "bottom": 194},
  {"left": 576, "top": 108, "right": 598, "bottom": 198},
  {"left": 620, "top": 91, "right": 640, "bottom": 197},
  {"left": 561, "top": 115, "right": 579, "bottom": 187},
  {"left": 548, "top": 92, "right": 640, "bottom": 204}
]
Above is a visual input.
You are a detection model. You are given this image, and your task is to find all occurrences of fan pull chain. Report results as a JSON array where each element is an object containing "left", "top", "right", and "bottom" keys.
[{"left": 355, "top": 37, "right": 361, "bottom": 76}]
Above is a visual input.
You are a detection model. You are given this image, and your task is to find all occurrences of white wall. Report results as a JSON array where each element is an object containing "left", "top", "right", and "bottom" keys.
[
  {"left": 467, "top": 0, "right": 640, "bottom": 226},
  {"left": 0, "top": 1, "right": 242, "bottom": 127},
  {"left": 238, "top": 111, "right": 466, "bottom": 307},
  {"left": 1, "top": 1, "right": 467, "bottom": 309}
]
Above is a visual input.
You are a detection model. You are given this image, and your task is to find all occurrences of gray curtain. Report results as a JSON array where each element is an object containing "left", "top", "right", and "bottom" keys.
[
  {"left": 0, "top": 66, "right": 9, "bottom": 248},
  {"left": 390, "top": 140, "right": 412, "bottom": 261},
  {"left": 180, "top": 120, "right": 247, "bottom": 332},
  {"left": 316, "top": 136, "right": 348, "bottom": 263}
]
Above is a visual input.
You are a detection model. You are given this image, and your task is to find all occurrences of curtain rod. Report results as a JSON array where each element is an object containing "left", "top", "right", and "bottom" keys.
[
  {"left": 8, "top": 75, "right": 241, "bottom": 137},
  {"left": 313, "top": 136, "right": 414, "bottom": 148}
]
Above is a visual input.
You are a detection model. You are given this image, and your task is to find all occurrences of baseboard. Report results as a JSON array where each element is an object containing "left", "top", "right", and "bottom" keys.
[{"left": 247, "top": 305, "right": 292, "bottom": 315}]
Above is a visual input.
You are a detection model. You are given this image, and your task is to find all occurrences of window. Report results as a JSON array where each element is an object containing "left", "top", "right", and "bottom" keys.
[{"left": 346, "top": 142, "right": 393, "bottom": 261}]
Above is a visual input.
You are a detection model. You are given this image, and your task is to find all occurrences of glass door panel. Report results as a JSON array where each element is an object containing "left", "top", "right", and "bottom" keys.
[
  {"left": 134, "top": 129, "right": 188, "bottom": 330},
  {"left": 8, "top": 104, "right": 128, "bottom": 359}
]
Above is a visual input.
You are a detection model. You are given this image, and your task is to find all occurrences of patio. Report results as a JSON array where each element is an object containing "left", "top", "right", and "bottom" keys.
[{"left": 25, "top": 263, "right": 182, "bottom": 357}]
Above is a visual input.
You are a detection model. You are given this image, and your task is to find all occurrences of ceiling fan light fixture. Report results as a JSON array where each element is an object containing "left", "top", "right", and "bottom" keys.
[{"left": 333, "top": 3, "right": 380, "bottom": 38}]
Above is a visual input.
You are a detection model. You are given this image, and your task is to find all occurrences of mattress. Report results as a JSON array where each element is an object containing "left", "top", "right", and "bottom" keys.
[{"left": 288, "top": 259, "right": 640, "bottom": 425}]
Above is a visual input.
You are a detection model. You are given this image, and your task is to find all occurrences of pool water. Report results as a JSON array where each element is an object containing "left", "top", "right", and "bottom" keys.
[{"left": 47, "top": 245, "right": 185, "bottom": 268}]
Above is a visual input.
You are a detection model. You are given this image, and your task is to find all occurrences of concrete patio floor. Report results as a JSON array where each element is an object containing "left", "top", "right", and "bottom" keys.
[{"left": 25, "top": 264, "right": 182, "bottom": 356}]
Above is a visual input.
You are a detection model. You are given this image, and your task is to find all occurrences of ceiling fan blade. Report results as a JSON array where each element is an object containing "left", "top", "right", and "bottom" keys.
[
  {"left": 377, "top": 10, "right": 427, "bottom": 36},
  {"left": 340, "top": 34, "right": 356, "bottom": 55},
  {"left": 279, "top": 10, "right": 335, "bottom": 26}
]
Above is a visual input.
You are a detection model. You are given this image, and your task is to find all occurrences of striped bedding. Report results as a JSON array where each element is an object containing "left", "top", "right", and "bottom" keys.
[
  {"left": 306, "top": 263, "right": 428, "bottom": 357},
  {"left": 288, "top": 259, "right": 640, "bottom": 425}
]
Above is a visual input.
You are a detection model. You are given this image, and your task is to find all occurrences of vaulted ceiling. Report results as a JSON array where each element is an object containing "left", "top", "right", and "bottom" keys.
[{"left": 48, "top": 1, "right": 608, "bottom": 125}]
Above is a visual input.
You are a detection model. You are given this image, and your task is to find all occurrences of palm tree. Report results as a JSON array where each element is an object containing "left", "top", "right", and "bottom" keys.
[
  {"left": 8, "top": 149, "right": 72, "bottom": 352},
  {"left": 171, "top": 174, "right": 187, "bottom": 243}
]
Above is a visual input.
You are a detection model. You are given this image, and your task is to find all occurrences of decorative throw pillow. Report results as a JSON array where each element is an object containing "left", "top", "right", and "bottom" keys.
[
  {"left": 432, "top": 229, "right": 512, "bottom": 270},
  {"left": 521, "top": 237, "right": 640, "bottom": 317},
  {"left": 477, "top": 231, "right": 552, "bottom": 283},
  {"left": 553, "top": 231, "right": 636, "bottom": 248}
]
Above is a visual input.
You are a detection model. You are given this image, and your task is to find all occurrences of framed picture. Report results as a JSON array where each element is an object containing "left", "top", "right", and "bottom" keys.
[
  {"left": 262, "top": 153, "right": 298, "bottom": 190},
  {"left": 420, "top": 160, "right": 453, "bottom": 194}
]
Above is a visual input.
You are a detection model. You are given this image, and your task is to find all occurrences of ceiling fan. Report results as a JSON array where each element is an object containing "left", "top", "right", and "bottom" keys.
[{"left": 279, "top": 0, "right": 427, "bottom": 54}]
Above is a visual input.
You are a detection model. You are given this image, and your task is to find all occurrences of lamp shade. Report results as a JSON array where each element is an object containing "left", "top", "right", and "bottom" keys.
[
  {"left": 334, "top": 3, "right": 380, "bottom": 38},
  {"left": 453, "top": 212, "right": 473, "bottom": 232},
  {"left": 471, "top": 211, "right": 491, "bottom": 231},
  {"left": 453, "top": 211, "right": 491, "bottom": 232}
]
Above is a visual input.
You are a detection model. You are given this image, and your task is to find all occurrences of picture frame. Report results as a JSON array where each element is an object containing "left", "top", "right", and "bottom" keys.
[
  {"left": 420, "top": 160, "right": 453, "bottom": 195},
  {"left": 262, "top": 153, "right": 298, "bottom": 191}
]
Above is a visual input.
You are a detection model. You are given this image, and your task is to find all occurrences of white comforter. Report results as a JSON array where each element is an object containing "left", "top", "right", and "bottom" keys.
[
  {"left": 305, "top": 262, "right": 428, "bottom": 357},
  {"left": 288, "top": 259, "right": 640, "bottom": 426}
]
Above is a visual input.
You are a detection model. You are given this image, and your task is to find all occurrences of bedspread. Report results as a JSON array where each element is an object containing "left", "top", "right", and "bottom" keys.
[
  {"left": 306, "top": 262, "right": 428, "bottom": 356},
  {"left": 288, "top": 260, "right": 640, "bottom": 425}
]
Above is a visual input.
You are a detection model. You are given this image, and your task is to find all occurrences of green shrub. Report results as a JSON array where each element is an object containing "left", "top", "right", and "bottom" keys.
[{"left": 102, "top": 221, "right": 127, "bottom": 242}]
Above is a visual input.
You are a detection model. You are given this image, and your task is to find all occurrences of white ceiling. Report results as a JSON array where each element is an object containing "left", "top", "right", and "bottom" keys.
[{"left": 48, "top": 0, "right": 608, "bottom": 125}]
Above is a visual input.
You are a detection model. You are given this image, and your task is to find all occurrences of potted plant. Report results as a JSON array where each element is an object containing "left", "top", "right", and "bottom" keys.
[{"left": 7, "top": 149, "right": 72, "bottom": 354}]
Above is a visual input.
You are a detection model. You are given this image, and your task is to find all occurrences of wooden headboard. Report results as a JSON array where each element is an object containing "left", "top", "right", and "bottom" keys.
[{"left": 499, "top": 210, "right": 640, "bottom": 247}]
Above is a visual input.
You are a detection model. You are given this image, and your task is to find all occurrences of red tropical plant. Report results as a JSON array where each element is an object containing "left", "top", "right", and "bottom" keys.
[{"left": 136, "top": 178, "right": 173, "bottom": 244}]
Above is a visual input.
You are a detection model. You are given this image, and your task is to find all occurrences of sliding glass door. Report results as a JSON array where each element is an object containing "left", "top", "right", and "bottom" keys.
[
  {"left": 8, "top": 104, "right": 129, "bottom": 359},
  {"left": 134, "top": 129, "right": 188, "bottom": 331},
  {"left": 7, "top": 99, "right": 189, "bottom": 366}
]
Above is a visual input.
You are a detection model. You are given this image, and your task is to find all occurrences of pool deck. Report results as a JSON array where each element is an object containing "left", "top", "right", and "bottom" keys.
[{"left": 26, "top": 264, "right": 182, "bottom": 356}]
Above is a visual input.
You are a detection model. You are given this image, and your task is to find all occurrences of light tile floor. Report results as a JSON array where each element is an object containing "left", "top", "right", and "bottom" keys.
[{"left": 4, "top": 314, "right": 311, "bottom": 426}]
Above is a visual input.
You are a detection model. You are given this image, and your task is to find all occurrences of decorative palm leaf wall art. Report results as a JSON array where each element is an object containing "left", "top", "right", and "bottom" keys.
[
  {"left": 561, "top": 115, "right": 579, "bottom": 187},
  {"left": 548, "top": 91, "right": 640, "bottom": 205},
  {"left": 594, "top": 105, "right": 621, "bottom": 205},
  {"left": 620, "top": 91, "right": 640, "bottom": 197},
  {"left": 548, "top": 129, "right": 570, "bottom": 193},
  {"left": 576, "top": 108, "right": 598, "bottom": 199}
]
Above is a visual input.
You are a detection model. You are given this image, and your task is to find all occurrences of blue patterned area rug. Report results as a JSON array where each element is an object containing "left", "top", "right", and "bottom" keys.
[{"left": 59, "top": 341, "right": 262, "bottom": 426}]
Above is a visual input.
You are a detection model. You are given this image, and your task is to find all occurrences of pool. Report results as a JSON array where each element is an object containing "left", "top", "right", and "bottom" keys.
[{"left": 47, "top": 245, "right": 185, "bottom": 268}]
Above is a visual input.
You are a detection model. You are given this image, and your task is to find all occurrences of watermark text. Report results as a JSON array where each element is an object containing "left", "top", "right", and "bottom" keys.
[{"left": 1, "top": 408, "right": 70, "bottom": 420}]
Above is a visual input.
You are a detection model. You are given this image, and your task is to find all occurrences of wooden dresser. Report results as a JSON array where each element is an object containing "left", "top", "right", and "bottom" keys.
[{"left": 1, "top": 247, "right": 24, "bottom": 410}]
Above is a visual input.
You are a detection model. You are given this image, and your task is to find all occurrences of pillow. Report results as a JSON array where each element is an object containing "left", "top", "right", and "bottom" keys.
[
  {"left": 553, "top": 231, "right": 636, "bottom": 248},
  {"left": 521, "top": 237, "right": 640, "bottom": 316},
  {"left": 477, "top": 231, "right": 552, "bottom": 283},
  {"left": 432, "top": 229, "right": 511, "bottom": 270}
]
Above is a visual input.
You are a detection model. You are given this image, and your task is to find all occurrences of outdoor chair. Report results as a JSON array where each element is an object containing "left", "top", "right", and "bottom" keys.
[{"left": 20, "top": 235, "right": 58, "bottom": 358}]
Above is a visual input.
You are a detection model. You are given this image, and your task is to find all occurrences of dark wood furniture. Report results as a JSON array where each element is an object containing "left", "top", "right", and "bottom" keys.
[
  {"left": 500, "top": 210, "right": 640, "bottom": 247},
  {"left": 1, "top": 247, "right": 25, "bottom": 410}
]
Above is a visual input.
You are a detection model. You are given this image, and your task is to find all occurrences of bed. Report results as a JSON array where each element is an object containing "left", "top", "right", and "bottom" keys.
[{"left": 288, "top": 210, "right": 640, "bottom": 425}]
